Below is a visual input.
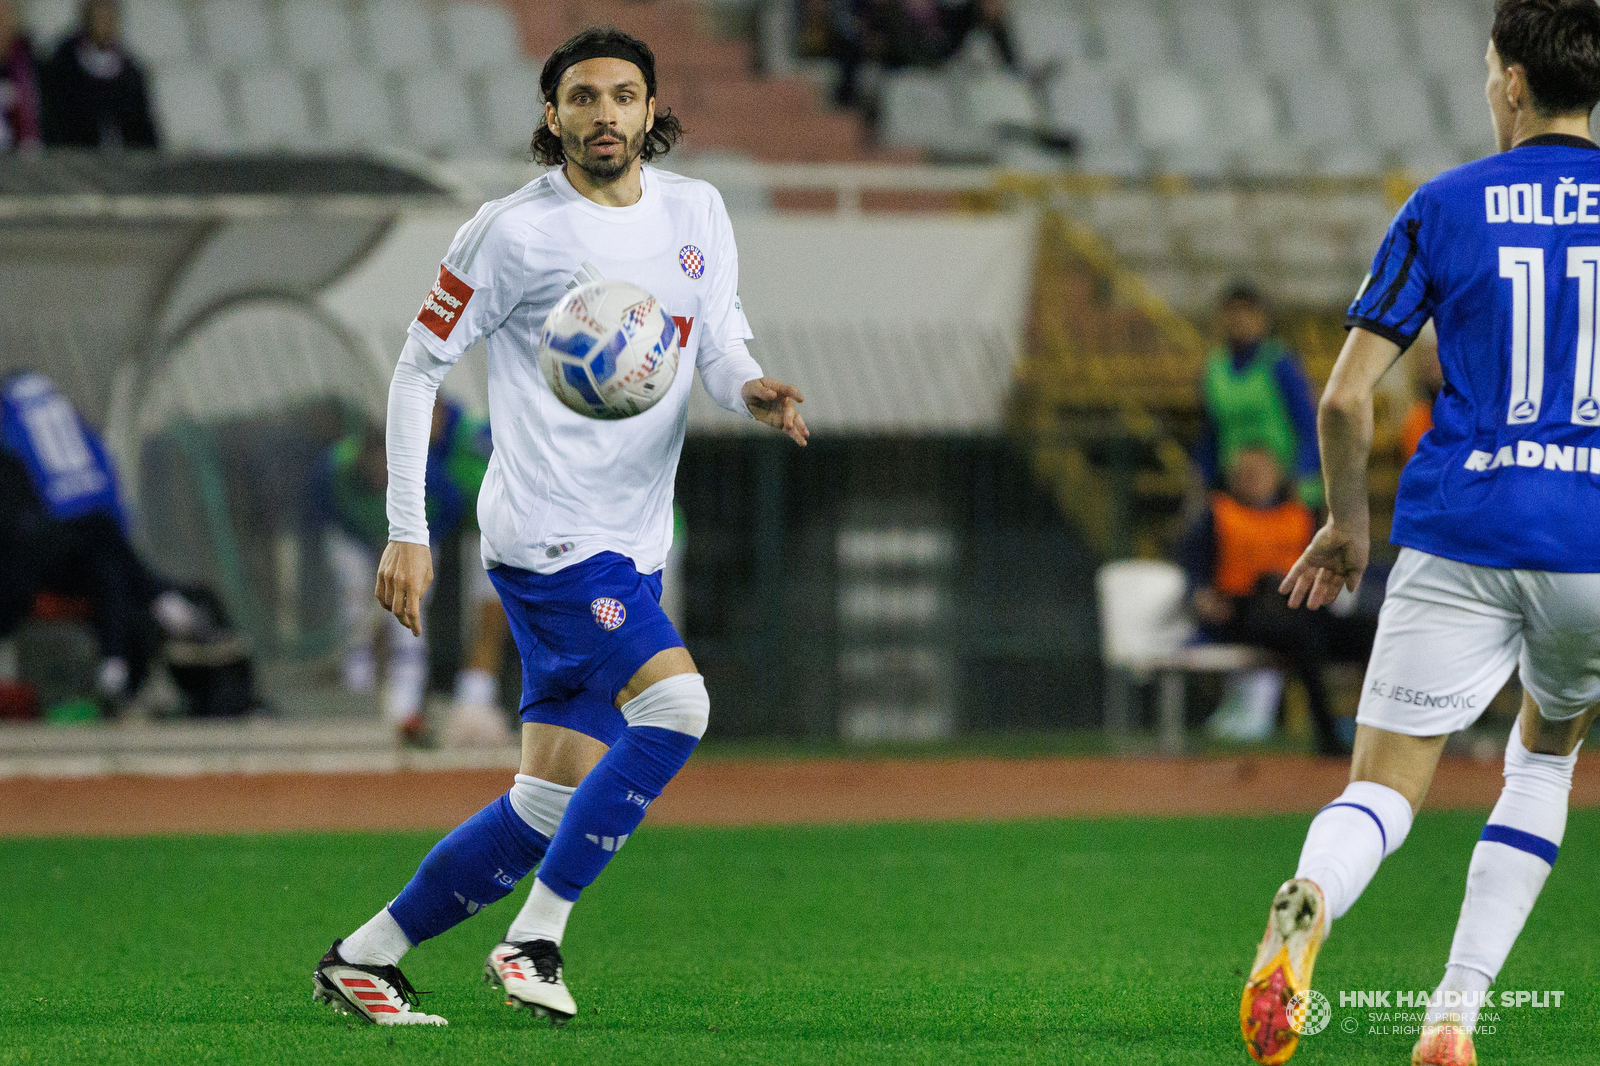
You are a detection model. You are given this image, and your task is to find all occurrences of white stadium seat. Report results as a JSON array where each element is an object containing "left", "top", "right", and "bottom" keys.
[
  {"left": 1097, "top": 0, "right": 1173, "bottom": 71},
  {"left": 280, "top": 0, "right": 359, "bottom": 69},
  {"left": 1173, "top": 0, "right": 1250, "bottom": 69},
  {"left": 1009, "top": 6, "right": 1085, "bottom": 70},
  {"left": 1250, "top": 0, "right": 1325, "bottom": 73},
  {"left": 1044, "top": 63, "right": 1122, "bottom": 146},
  {"left": 1279, "top": 66, "right": 1360, "bottom": 147},
  {"left": 21, "top": 0, "right": 77, "bottom": 49},
  {"left": 235, "top": 67, "right": 316, "bottom": 148},
  {"left": 360, "top": 0, "right": 442, "bottom": 72},
  {"left": 122, "top": 0, "right": 195, "bottom": 65},
  {"left": 150, "top": 64, "right": 234, "bottom": 150},
  {"left": 878, "top": 71, "right": 962, "bottom": 151},
  {"left": 479, "top": 66, "right": 542, "bottom": 155},
  {"left": 1131, "top": 71, "right": 1206, "bottom": 150},
  {"left": 399, "top": 69, "right": 483, "bottom": 155},
  {"left": 1411, "top": 0, "right": 1487, "bottom": 77},
  {"left": 1358, "top": 69, "right": 1438, "bottom": 150},
  {"left": 963, "top": 74, "right": 1039, "bottom": 135},
  {"left": 1436, "top": 70, "right": 1491, "bottom": 150},
  {"left": 201, "top": 0, "right": 276, "bottom": 68},
  {"left": 316, "top": 67, "right": 401, "bottom": 146},
  {"left": 1201, "top": 71, "right": 1277, "bottom": 149},
  {"left": 441, "top": 1, "right": 522, "bottom": 70},
  {"left": 1331, "top": 0, "right": 1409, "bottom": 70}
]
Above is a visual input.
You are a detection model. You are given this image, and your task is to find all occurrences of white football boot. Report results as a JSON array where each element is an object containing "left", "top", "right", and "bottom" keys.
[
  {"left": 484, "top": 939, "right": 577, "bottom": 1025},
  {"left": 313, "top": 940, "right": 447, "bottom": 1025}
]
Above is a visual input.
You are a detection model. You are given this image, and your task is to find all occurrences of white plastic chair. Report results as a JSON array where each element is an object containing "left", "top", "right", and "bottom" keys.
[
  {"left": 1250, "top": 0, "right": 1325, "bottom": 74},
  {"left": 21, "top": 0, "right": 78, "bottom": 49},
  {"left": 963, "top": 73, "right": 1039, "bottom": 135},
  {"left": 1009, "top": 6, "right": 1084, "bottom": 70},
  {"left": 123, "top": 0, "right": 195, "bottom": 65},
  {"left": 1330, "top": 0, "right": 1408, "bottom": 71},
  {"left": 879, "top": 71, "right": 962, "bottom": 151},
  {"left": 1357, "top": 69, "right": 1440, "bottom": 151},
  {"left": 150, "top": 63, "right": 234, "bottom": 149},
  {"left": 441, "top": 0, "right": 521, "bottom": 70},
  {"left": 1132, "top": 70, "right": 1207, "bottom": 152},
  {"left": 360, "top": 0, "right": 441, "bottom": 71},
  {"left": 1097, "top": 0, "right": 1173, "bottom": 72},
  {"left": 1044, "top": 62, "right": 1122, "bottom": 146},
  {"left": 1279, "top": 66, "right": 1360, "bottom": 148},
  {"left": 280, "top": 0, "right": 358, "bottom": 69},
  {"left": 317, "top": 66, "right": 400, "bottom": 147},
  {"left": 201, "top": 0, "right": 275, "bottom": 68},
  {"left": 1412, "top": 0, "right": 1490, "bottom": 77},
  {"left": 398, "top": 69, "right": 481, "bottom": 154},
  {"left": 479, "top": 65, "right": 541, "bottom": 155},
  {"left": 235, "top": 67, "right": 316, "bottom": 148}
]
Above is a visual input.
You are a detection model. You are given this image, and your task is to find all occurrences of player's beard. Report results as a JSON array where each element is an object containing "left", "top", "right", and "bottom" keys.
[{"left": 564, "top": 122, "right": 647, "bottom": 184}]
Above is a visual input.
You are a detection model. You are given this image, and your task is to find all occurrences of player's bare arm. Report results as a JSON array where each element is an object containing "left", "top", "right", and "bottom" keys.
[
  {"left": 376, "top": 540, "right": 432, "bottom": 637},
  {"left": 1280, "top": 327, "right": 1402, "bottom": 610},
  {"left": 742, "top": 377, "right": 809, "bottom": 446}
]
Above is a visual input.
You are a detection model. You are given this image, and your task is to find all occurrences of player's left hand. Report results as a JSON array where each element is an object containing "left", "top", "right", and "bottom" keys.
[
  {"left": 1279, "top": 518, "right": 1368, "bottom": 611},
  {"left": 743, "top": 377, "right": 809, "bottom": 446}
]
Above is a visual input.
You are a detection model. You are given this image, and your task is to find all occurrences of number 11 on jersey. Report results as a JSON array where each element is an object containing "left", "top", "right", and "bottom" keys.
[{"left": 1501, "top": 245, "right": 1600, "bottom": 427}]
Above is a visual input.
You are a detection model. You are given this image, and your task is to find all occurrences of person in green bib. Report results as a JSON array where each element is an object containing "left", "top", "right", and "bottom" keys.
[{"left": 1197, "top": 282, "right": 1323, "bottom": 510}]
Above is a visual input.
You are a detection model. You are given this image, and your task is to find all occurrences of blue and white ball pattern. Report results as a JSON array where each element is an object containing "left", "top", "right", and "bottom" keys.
[{"left": 539, "top": 280, "right": 681, "bottom": 420}]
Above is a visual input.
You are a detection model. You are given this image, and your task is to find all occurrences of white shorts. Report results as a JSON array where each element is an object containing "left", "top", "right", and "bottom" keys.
[{"left": 1357, "top": 548, "right": 1600, "bottom": 735}]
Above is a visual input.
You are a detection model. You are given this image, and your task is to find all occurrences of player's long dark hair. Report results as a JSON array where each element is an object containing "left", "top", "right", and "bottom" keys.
[
  {"left": 1493, "top": 0, "right": 1600, "bottom": 115},
  {"left": 531, "top": 27, "right": 685, "bottom": 166}
]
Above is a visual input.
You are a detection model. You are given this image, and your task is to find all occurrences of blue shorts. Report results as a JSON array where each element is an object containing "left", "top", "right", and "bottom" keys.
[{"left": 487, "top": 551, "right": 684, "bottom": 746}]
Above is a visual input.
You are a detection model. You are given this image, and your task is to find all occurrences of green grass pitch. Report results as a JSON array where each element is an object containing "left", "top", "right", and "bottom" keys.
[{"left": 3, "top": 810, "right": 1598, "bottom": 1065}]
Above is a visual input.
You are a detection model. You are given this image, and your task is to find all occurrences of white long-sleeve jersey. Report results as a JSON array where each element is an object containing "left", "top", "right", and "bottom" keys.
[{"left": 386, "top": 165, "right": 762, "bottom": 575}]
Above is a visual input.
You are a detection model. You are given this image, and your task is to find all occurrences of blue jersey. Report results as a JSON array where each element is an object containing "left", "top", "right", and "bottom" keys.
[
  {"left": 0, "top": 372, "right": 125, "bottom": 526},
  {"left": 1349, "top": 134, "right": 1600, "bottom": 572}
]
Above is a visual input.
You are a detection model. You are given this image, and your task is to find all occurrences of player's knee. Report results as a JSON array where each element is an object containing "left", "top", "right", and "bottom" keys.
[{"left": 620, "top": 672, "right": 709, "bottom": 739}]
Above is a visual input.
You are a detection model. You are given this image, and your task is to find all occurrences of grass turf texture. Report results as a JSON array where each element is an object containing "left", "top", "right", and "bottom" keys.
[{"left": 3, "top": 812, "right": 1598, "bottom": 1065}]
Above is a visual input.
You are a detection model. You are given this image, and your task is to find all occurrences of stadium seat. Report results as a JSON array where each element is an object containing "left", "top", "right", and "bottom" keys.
[
  {"left": 442, "top": 1, "right": 523, "bottom": 71},
  {"left": 122, "top": 0, "right": 195, "bottom": 66},
  {"left": 1009, "top": 6, "right": 1085, "bottom": 71},
  {"left": 1411, "top": 0, "right": 1487, "bottom": 77},
  {"left": 962, "top": 74, "right": 1040, "bottom": 136},
  {"left": 1330, "top": 0, "right": 1409, "bottom": 71},
  {"left": 1044, "top": 63, "right": 1122, "bottom": 148},
  {"left": 360, "top": 0, "right": 443, "bottom": 72},
  {"left": 1096, "top": 0, "right": 1173, "bottom": 71},
  {"left": 280, "top": 0, "right": 359, "bottom": 69},
  {"left": 20, "top": 0, "right": 77, "bottom": 49},
  {"left": 235, "top": 67, "right": 317, "bottom": 148},
  {"left": 316, "top": 67, "right": 401, "bottom": 147},
  {"left": 200, "top": 0, "right": 275, "bottom": 68},
  {"left": 878, "top": 72, "right": 963, "bottom": 151},
  {"left": 1436, "top": 69, "right": 1492, "bottom": 150},
  {"left": 399, "top": 69, "right": 483, "bottom": 155},
  {"left": 1357, "top": 70, "right": 1439, "bottom": 152},
  {"left": 1173, "top": 0, "right": 1250, "bottom": 69},
  {"left": 1131, "top": 71, "right": 1206, "bottom": 150},
  {"left": 149, "top": 64, "right": 234, "bottom": 150},
  {"left": 479, "top": 66, "right": 542, "bottom": 155},
  {"left": 1279, "top": 66, "right": 1361, "bottom": 148},
  {"left": 1249, "top": 0, "right": 1325, "bottom": 74}
]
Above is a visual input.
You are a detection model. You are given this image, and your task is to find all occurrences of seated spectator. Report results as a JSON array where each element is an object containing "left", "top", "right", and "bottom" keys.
[
  {"left": 40, "top": 0, "right": 157, "bottom": 148},
  {"left": 1196, "top": 282, "right": 1322, "bottom": 508},
  {"left": 828, "top": 0, "right": 1027, "bottom": 109},
  {"left": 1177, "top": 445, "right": 1375, "bottom": 757},
  {"left": 0, "top": 0, "right": 40, "bottom": 150}
]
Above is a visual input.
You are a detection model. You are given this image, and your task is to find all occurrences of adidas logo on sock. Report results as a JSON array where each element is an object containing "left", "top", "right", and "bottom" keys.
[
  {"left": 454, "top": 891, "right": 482, "bottom": 915},
  {"left": 585, "top": 833, "right": 629, "bottom": 853}
]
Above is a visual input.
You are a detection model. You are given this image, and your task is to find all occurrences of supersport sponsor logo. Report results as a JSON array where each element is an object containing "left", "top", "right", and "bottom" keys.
[{"left": 417, "top": 265, "right": 474, "bottom": 340}]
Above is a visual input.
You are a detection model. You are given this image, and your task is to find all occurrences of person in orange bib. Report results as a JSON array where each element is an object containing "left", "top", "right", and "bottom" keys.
[{"left": 1177, "top": 445, "right": 1376, "bottom": 756}]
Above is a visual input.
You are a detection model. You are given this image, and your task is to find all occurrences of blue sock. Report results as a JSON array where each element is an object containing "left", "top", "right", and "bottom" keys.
[
  {"left": 388, "top": 794, "right": 551, "bottom": 944},
  {"left": 536, "top": 725, "right": 699, "bottom": 901}
]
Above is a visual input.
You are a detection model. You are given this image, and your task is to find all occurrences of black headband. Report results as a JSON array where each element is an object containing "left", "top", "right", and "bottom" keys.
[{"left": 541, "top": 40, "right": 655, "bottom": 102}]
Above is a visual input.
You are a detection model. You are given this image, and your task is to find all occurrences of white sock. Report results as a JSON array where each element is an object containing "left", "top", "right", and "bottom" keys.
[
  {"left": 1295, "top": 780, "right": 1414, "bottom": 921},
  {"left": 1429, "top": 728, "right": 1576, "bottom": 1027},
  {"left": 507, "top": 774, "right": 572, "bottom": 839},
  {"left": 505, "top": 878, "right": 575, "bottom": 946},
  {"left": 454, "top": 667, "right": 498, "bottom": 708},
  {"left": 1424, "top": 963, "right": 1493, "bottom": 1030},
  {"left": 339, "top": 906, "right": 412, "bottom": 967}
]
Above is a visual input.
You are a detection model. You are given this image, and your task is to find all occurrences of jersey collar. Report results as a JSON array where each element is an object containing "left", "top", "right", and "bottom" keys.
[
  {"left": 1514, "top": 133, "right": 1600, "bottom": 150},
  {"left": 549, "top": 164, "right": 660, "bottom": 222}
]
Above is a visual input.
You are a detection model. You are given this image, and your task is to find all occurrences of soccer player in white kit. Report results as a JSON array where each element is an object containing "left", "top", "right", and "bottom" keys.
[
  {"left": 311, "top": 27, "right": 809, "bottom": 1027},
  {"left": 1239, "top": 3, "right": 1600, "bottom": 1062}
]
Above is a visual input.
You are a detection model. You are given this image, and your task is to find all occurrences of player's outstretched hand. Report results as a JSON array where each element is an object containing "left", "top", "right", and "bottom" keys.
[
  {"left": 377, "top": 540, "right": 434, "bottom": 637},
  {"left": 743, "top": 377, "right": 809, "bottom": 446},
  {"left": 1279, "top": 519, "right": 1368, "bottom": 611}
]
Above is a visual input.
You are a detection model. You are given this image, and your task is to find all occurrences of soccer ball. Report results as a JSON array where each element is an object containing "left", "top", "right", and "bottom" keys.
[{"left": 538, "top": 280, "right": 680, "bottom": 419}]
